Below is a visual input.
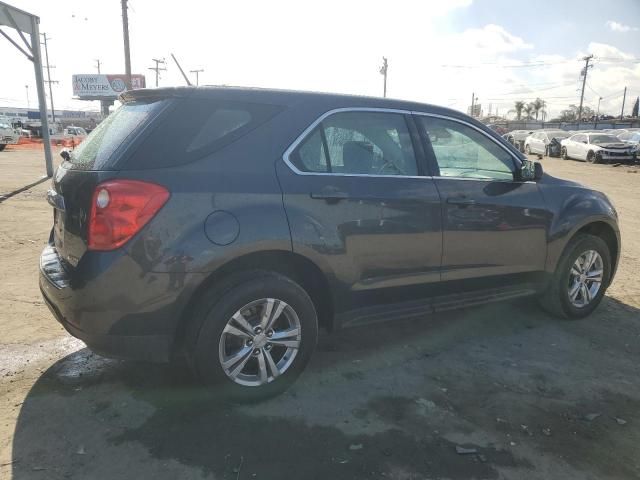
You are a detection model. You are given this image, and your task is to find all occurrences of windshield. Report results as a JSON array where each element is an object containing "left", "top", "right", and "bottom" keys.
[
  {"left": 547, "top": 131, "right": 569, "bottom": 139},
  {"left": 589, "top": 135, "right": 620, "bottom": 144},
  {"left": 67, "top": 99, "right": 168, "bottom": 170}
]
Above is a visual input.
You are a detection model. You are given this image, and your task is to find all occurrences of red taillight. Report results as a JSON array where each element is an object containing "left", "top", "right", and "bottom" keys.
[{"left": 88, "top": 179, "right": 170, "bottom": 251}]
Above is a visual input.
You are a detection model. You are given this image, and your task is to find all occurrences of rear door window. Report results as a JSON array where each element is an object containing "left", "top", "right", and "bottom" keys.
[{"left": 290, "top": 111, "right": 418, "bottom": 176}]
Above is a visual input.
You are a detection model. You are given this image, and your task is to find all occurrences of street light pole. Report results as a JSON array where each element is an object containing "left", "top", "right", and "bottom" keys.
[
  {"left": 379, "top": 57, "right": 388, "bottom": 98},
  {"left": 25, "top": 84, "right": 29, "bottom": 108}
]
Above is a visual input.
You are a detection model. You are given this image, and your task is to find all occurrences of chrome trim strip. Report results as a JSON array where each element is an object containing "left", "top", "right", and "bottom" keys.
[{"left": 282, "top": 107, "right": 419, "bottom": 178}]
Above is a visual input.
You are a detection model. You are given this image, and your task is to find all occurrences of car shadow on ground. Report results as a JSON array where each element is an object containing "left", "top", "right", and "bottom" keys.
[{"left": 10, "top": 297, "right": 640, "bottom": 480}]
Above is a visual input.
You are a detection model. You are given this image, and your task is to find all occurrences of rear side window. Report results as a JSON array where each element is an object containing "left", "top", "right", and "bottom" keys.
[
  {"left": 290, "top": 111, "right": 418, "bottom": 176},
  {"left": 124, "top": 97, "right": 282, "bottom": 169},
  {"left": 66, "top": 100, "right": 167, "bottom": 170}
]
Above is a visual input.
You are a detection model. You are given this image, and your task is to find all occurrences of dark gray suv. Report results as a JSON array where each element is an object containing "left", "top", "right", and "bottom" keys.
[{"left": 40, "top": 87, "right": 620, "bottom": 399}]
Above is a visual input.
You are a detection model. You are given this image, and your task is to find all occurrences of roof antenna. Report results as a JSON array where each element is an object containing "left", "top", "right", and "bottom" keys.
[{"left": 171, "top": 53, "right": 192, "bottom": 86}]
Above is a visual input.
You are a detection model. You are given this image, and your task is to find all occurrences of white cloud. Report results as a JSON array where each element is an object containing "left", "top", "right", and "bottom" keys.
[
  {"left": 587, "top": 42, "right": 635, "bottom": 60},
  {"left": 605, "top": 20, "right": 638, "bottom": 32},
  {"left": 454, "top": 24, "right": 533, "bottom": 53}
]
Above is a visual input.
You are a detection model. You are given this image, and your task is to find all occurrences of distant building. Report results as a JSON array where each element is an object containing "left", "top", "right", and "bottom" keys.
[{"left": 0, "top": 106, "right": 101, "bottom": 136}]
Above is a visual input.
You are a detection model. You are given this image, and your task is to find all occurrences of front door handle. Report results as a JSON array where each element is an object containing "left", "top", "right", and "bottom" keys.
[
  {"left": 310, "top": 186, "right": 349, "bottom": 202},
  {"left": 446, "top": 196, "right": 476, "bottom": 207}
]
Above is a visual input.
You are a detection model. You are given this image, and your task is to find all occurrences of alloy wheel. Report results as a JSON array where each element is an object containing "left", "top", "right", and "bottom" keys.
[
  {"left": 218, "top": 298, "right": 301, "bottom": 387},
  {"left": 567, "top": 250, "right": 604, "bottom": 308}
]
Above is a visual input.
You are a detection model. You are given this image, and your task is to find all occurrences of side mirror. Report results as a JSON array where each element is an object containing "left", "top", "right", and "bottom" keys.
[
  {"left": 520, "top": 159, "right": 543, "bottom": 181},
  {"left": 60, "top": 150, "right": 70, "bottom": 161}
]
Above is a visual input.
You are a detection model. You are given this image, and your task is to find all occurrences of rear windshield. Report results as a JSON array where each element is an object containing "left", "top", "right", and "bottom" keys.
[
  {"left": 66, "top": 99, "right": 167, "bottom": 170},
  {"left": 121, "top": 96, "right": 283, "bottom": 169}
]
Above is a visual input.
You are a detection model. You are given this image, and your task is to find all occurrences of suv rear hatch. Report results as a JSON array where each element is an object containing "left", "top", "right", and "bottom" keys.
[
  {"left": 49, "top": 88, "right": 283, "bottom": 269},
  {"left": 50, "top": 97, "right": 170, "bottom": 267}
]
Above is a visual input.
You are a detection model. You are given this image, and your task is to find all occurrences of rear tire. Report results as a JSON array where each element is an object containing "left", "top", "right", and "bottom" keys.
[
  {"left": 525, "top": 145, "right": 531, "bottom": 155},
  {"left": 0, "top": 144, "right": 6, "bottom": 152},
  {"left": 187, "top": 270, "right": 318, "bottom": 402},
  {"left": 561, "top": 147, "right": 569, "bottom": 160},
  {"left": 539, "top": 234, "right": 611, "bottom": 319},
  {"left": 544, "top": 146, "right": 549, "bottom": 157}
]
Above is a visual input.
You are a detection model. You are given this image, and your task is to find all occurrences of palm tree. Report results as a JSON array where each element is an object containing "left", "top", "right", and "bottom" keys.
[
  {"left": 513, "top": 101, "right": 525, "bottom": 120},
  {"left": 523, "top": 103, "right": 534, "bottom": 120},
  {"left": 532, "top": 98, "right": 545, "bottom": 120}
]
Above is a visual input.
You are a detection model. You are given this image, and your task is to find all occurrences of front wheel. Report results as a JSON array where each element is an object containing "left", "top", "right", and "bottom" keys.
[
  {"left": 586, "top": 151, "right": 599, "bottom": 164},
  {"left": 539, "top": 234, "right": 611, "bottom": 319},
  {"left": 188, "top": 271, "right": 318, "bottom": 401}
]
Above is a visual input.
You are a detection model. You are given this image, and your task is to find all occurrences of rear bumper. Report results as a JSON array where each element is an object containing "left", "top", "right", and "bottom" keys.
[
  {"left": 40, "top": 287, "right": 171, "bottom": 362},
  {"left": 39, "top": 245, "right": 204, "bottom": 363}
]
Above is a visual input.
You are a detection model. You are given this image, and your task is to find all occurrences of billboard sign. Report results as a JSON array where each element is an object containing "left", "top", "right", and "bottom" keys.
[{"left": 72, "top": 74, "right": 146, "bottom": 99}]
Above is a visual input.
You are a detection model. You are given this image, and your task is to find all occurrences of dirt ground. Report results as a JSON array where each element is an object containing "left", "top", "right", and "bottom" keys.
[{"left": 1, "top": 146, "right": 639, "bottom": 480}]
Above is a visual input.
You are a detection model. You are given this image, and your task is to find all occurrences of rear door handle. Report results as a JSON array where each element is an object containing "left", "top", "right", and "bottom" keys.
[
  {"left": 310, "top": 186, "right": 349, "bottom": 201},
  {"left": 446, "top": 196, "right": 476, "bottom": 206}
]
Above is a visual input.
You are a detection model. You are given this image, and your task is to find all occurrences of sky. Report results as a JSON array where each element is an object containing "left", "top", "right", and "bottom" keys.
[{"left": 1, "top": 0, "right": 639, "bottom": 119}]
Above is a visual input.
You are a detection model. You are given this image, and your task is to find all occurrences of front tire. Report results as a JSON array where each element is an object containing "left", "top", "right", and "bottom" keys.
[
  {"left": 586, "top": 151, "right": 599, "bottom": 164},
  {"left": 188, "top": 271, "right": 318, "bottom": 401},
  {"left": 540, "top": 234, "right": 611, "bottom": 319}
]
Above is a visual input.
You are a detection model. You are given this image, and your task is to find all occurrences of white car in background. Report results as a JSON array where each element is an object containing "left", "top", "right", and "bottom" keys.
[
  {"left": 560, "top": 132, "right": 635, "bottom": 163},
  {"left": 616, "top": 131, "right": 640, "bottom": 153},
  {"left": 0, "top": 122, "right": 20, "bottom": 152},
  {"left": 524, "top": 130, "right": 571, "bottom": 157}
]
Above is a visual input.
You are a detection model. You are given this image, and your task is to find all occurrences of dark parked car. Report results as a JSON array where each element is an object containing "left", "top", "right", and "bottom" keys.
[{"left": 40, "top": 87, "right": 620, "bottom": 400}]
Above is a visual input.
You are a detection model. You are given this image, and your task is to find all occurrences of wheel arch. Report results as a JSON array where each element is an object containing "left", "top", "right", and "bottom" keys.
[
  {"left": 172, "top": 249, "right": 335, "bottom": 357},
  {"left": 547, "top": 218, "right": 620, "bottom": 282}
]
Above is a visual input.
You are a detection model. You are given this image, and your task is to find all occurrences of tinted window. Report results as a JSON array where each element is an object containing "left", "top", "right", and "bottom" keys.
[
  {"left": 67, "top": 100, "right": 167, "bottom": 170},
  {"left": 572, "top": 134, "right": 586, "bottom": 143},
  {"left": 291, "top": 111, "right": 418, "bottom": 176},
  {"left": 125, "top": 97, "right": 282, "bottom": 169},
  {"left": 419, "top": 116, "right": 514, "bottom": 180}
]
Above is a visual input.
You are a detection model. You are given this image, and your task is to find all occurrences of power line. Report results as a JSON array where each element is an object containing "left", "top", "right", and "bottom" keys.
[
  {"left": 40, "top": 33, "right": 58, "bottom": 123},
  {"left": 440, "top": 60, "right": 578, "bottom": 68}
]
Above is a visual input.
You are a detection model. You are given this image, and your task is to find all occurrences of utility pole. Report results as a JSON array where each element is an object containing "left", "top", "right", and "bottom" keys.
[
  {"left": 620, "top": 86, "right": 627, "bottom": 120},
  {"left": 595, "top": 97, "right": 602, "bottom": 128},
  {"left": 379, "top": 57, "right": 388, "bottom": 98},
  {"left": 121, "top": 0, "right": 132, "bottom": 89},
  {"left": 148, "top": 58, "right": 167, "bottom": 87},
  {"left": 471, "top": 92, "right": 475, "bottom": 117},
  {"left": 95, "top": 58, "right": 101, "bottom": 73},
  {"left": 25, "top": 84, "right": 29, "bottom": 108},
  {"left": 189, "top": 68, "right": 204, "bottom": 86},
  {"left": 41, "top": 33, "right": 58, "bottom": 123},
  {"left": 577, "top": 54, "right": 593, "bottom": 127}
]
